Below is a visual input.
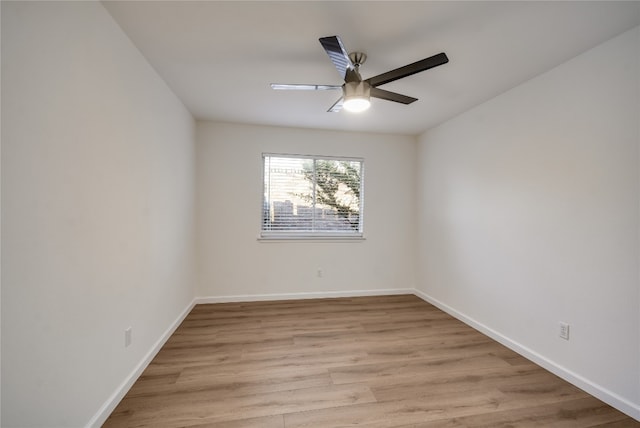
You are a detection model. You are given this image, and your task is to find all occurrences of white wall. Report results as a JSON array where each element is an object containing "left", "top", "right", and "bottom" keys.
[
  {"left": 416, "top": 26, "right": 640, "bottom": 417},
  {"left": 1, "top": 2, "right": 196, "bottom": 426},
  {"left": 196, "top": 122, "right": 416, "bottom": 298}
]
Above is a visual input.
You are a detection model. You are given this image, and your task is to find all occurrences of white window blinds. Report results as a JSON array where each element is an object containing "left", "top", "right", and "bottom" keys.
[{"left": 262, "top": 154, "right": 364, "bottom": 238}]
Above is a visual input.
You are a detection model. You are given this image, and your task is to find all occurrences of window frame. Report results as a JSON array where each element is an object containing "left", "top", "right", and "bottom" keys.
[{"left": 260, "top": 153, "right": 365, "bottom": 241}]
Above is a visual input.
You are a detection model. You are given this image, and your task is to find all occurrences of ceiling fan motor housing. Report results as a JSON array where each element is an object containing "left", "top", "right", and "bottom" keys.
[{"left": 344, "top": 81, "right": 371, "bottom": 98}]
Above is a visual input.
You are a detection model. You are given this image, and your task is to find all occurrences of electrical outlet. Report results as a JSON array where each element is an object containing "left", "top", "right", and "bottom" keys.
[
  {"left": 559, "top": 322, "right": 570, "bottom": 340},
  {"left": 125, "top": 327, "right": 132, "bottom": 347},
  {"left": 317, "top": 268, "right": 323, "bottom": 278}
]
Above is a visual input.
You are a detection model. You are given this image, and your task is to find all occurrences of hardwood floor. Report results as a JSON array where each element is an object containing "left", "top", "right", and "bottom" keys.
[{"left": 104, "top": 295, "right": 639, "bottom": 427}]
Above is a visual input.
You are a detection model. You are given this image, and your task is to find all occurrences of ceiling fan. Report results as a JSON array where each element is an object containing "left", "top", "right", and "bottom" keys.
[{"left": 271, "top": 35, "right": 449, "bottom": 113}]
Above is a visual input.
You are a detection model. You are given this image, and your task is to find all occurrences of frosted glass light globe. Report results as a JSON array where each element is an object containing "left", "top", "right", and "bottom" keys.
[{"left": 343, "top": 97, "right": 371, "bottom": 112}]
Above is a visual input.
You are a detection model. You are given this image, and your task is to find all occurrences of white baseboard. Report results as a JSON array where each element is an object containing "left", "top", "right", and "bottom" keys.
[
  {"left": 196, "top": 288, "right": 414, "bottom": 304},
  {"left": 85, "top": 298, "right": 197, "bottom": 428},
  {"left": 412, "top": 289, "right": 640, "bottom": 422},
  {"left": 86, "top": 289, "right": 411, "bottom": 426},
  {"left": 87, "top": 288, "right": 640, "bottom": 425}
]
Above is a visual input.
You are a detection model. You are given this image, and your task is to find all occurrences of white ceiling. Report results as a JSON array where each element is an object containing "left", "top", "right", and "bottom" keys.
[{"left": 103, "top": 1, "right": 640, "bottom": 136}]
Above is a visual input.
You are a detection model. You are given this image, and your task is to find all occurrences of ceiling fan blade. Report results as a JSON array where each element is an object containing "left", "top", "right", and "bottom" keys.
[
  {"left": 366, "top": 52, "right": 449, "bottom": 88},
  {"left": 327, "top": 97, "right": 344, "bottom": 113},
  {"left": 319, "top": 36, "right": 354, "bottom": 80},
  {"left": 370, "top": 87, "right": 417, "bottom": 104},
  {"left": 271, "top": 84, "right": 342, "bottom": 90}
]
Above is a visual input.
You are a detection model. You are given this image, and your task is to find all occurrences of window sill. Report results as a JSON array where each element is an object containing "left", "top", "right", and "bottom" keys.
[{"left": 258, "top": 234, "right": 365, "bottom": 243}]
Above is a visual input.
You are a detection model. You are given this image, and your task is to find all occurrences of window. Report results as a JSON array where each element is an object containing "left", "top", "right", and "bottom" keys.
[{"left": 262, "top": 154, "right": 364, "bottom": 239}]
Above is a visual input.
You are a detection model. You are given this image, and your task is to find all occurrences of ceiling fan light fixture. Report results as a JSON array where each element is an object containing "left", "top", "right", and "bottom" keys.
[
  {"left": 343, "top": 81, "right": 371, "bottom": 113},
  {"left": 343, "top": 97, "right": 370, "bottom": 113}
]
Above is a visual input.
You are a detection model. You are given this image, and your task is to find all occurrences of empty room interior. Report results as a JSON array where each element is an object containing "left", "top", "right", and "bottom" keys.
[{"left": 2, "top": 1, "right": 640, "bottom": 427}]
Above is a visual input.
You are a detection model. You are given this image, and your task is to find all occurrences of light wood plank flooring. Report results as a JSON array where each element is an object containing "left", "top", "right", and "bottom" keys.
[{"left": 104, "top": 295, "right": 639, "bottom": 427}]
